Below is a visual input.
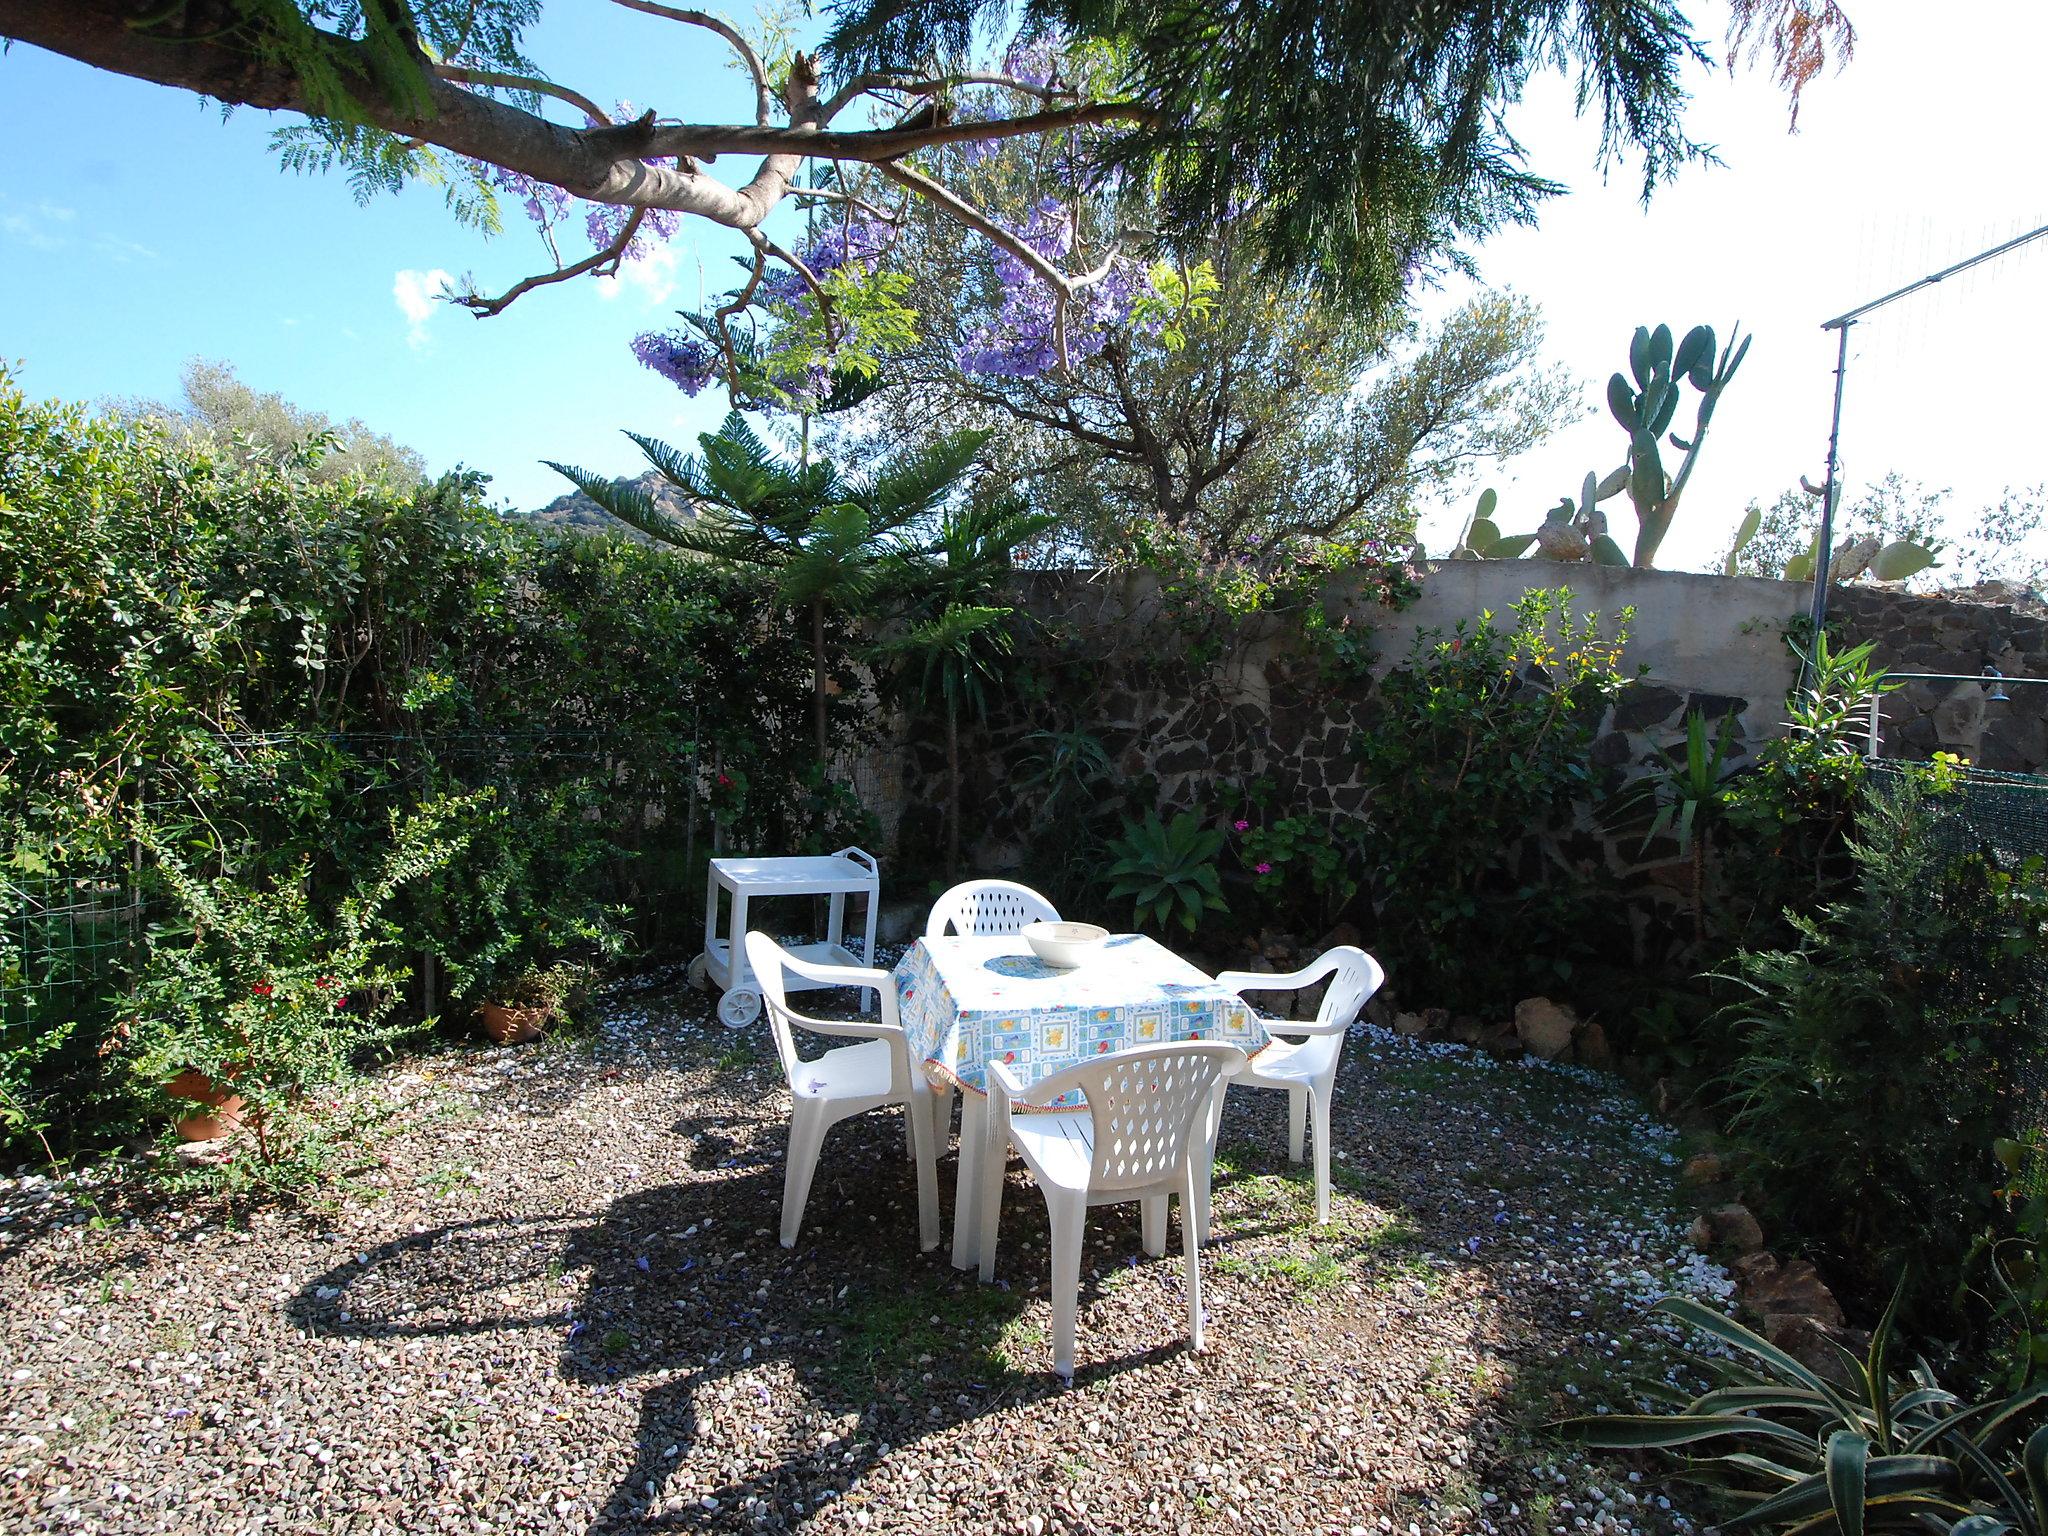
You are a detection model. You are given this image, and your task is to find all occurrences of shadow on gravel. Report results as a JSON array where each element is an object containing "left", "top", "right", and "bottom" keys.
[{"left": 286, "top": 1102, "right": 1184, "bottom": 1533}]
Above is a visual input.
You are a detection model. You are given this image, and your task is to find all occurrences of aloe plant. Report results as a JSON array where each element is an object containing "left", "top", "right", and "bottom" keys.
[
  {"left": 1103, "top": 812, "right": 1229, "bottom": 934},
  {"left": 1563, "top": 1289, "right": 2048, "bottom": 1536},
  {"left": 1610, "top": 709, "right": 1742, "bottom": 940}
]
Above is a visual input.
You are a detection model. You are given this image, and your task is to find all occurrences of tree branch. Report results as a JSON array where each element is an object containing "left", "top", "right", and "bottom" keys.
[
  {"left": 606, "top": 0, "right": 774, "bottom": 127},
  {"left": 715, "top": 240, "right": 769, "bottom": 409},
  {"left": 822, "top": 69, "right": 1066, "bottom": 119},
  {"left": 454, "top": 207, "right": 648, "bottom": 317},
  {"left": 433, "top": 64, "right": 612, "bottom": 127},
  {"left": 0, "top": 2, "right": 1139, "bottom": 225},
  {"left": 876, "top": 159, "right": 1070, "bottom": 295}
]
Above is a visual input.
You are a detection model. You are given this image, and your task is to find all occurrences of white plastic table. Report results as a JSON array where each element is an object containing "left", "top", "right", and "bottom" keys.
[
  {"left": 893, "top": 933, "right": 1267, "bottom": 1272},
  {"left": 690, "top": 848, "right": 880, "bottom": 1027}
]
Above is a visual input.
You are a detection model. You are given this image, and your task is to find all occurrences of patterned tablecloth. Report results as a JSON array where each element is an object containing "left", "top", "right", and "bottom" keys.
[{"left": 895, "top": 934, "right": 1267, "bottom": 1107}]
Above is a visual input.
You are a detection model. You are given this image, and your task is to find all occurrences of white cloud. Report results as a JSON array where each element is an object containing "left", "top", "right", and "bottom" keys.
[
  {"left": 0, "top": 198, "right": 78, "bottom": 251},
  {"left": 594, "top": 242, "right": 679, "bottom": 307},
  {"left": 392, "top": 267, "right": 455, "bottom": 348}
]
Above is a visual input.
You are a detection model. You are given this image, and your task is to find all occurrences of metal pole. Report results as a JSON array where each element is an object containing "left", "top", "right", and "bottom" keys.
[
  {"left": 1801, "top": 220, "right": 2048, "bottom": 649},
  {"left": 1807, "top": 321, "right": 1853, "bottom": 637}
]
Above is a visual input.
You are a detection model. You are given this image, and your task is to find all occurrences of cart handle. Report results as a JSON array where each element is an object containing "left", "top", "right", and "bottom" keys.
[{"left": 834, "top": 846, "right": 879, "bottom": 879}]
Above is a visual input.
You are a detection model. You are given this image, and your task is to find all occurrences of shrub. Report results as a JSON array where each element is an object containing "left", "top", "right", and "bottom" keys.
[
  {"left": 1719, "top": 770, "right": 2048, "bottom": 1322},
  {"left": 0, "top": 369, "right": 856, "bottom": 1157},
  {"left": 123, "top": 799, "right": 470, "bottom": 1188},
  {"left": 1348, "top": 587, "right": 1633, "bottom": 1011}
]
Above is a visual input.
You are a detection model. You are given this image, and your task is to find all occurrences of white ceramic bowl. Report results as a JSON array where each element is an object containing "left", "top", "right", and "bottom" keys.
[{"left": 1023, "top": 920, "right": 1110, "bottom": 969}]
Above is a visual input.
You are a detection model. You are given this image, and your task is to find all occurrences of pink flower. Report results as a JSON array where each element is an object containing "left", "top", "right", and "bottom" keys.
[
  {"left": 1233, "top": 819, "right": 1249, "bottom": 832},
  {"left": 1254, "top": 862, "right": 1272, "bottom": 875}
]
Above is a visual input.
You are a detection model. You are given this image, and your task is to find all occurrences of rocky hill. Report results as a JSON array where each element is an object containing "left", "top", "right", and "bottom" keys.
[{"left": 512, "top": 470, "right": 697, "bottom": 542}]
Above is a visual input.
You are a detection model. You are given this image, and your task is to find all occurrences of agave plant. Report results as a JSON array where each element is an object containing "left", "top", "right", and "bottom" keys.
[
  {"left": 1562, "top": 1290, "right": 2048, "bottom": 1535},
  {"left": 1103, "top": 811, "right": 1229, "bottom": 935}
]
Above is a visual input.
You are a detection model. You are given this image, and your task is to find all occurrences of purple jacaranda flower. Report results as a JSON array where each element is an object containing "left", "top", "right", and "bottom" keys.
[{"left": 631, "top": 330, "right": 719, "bottom": 395}]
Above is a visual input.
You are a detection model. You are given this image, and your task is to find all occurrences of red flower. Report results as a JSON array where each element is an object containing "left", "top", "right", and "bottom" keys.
[
  {"left": 716, "top": 773, "right": 732, "bottom": 788},
  {"left": 251, "top": 981, "right": 274, "bottom": 998},
  {"left": 314, "top": 976, "right": 332, "bottom": 989},
  {"left": 332, "top": 996, "right": 348, "bottom": 1010}
]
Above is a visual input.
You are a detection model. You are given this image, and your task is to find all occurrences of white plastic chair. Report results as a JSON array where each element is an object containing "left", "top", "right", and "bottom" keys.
[
  {"left": 745, "top": 930, "right": 940, "bottom": 1254},
  {"left": 924, "top": 879, "right": 1061, "bottom": 938},
  {"left": 981, "top": 1040, "right": 1247, "bottom": 1381},
  {"left": 1212, "top": 946, "right": 1385, "bottom": 1225},
  {"left": 920, "top": 880, "right": 1062, "bottom": 1146}
]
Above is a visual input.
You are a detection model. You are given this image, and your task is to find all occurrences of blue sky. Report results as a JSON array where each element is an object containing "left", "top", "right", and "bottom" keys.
[
  {"left": 0, "top": 6, "right": 754, "bottom": 510},
  {"left": 3, "top": 2, "right": 2045, "bottom": 574}
]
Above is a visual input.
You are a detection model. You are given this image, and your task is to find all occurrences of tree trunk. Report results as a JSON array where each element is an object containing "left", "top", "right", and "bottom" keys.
[
  {"left": 810, "top": 599, "right": 829, "bottom": 775},
  {"left": 945, "top": 695, "right": 962, "bottom": 881}
]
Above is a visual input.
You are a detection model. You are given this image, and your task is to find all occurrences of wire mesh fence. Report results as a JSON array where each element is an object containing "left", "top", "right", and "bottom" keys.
[
  {"left": 0, "top": 728, "right": 720, "bottom": 1069},
  {"left": 1877, "top": 760, "right": 2048, "bottom": 1141}
]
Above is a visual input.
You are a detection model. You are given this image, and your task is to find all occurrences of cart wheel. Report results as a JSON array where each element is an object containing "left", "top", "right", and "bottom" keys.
[
  {"left": 717, "top": 988, "right": 762, "bottom": 1028},
  {"left": 686, "top": 955, "right": 710, "bottom": 992}
]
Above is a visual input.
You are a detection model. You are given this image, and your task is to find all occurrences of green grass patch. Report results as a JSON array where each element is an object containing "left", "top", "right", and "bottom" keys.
[
  {"left": 1379, "top": 1060, "right": 1466, "bottom": 1092},
  {"left": 811, "top": 1273, "right": 1030, "bottom": 1396}
]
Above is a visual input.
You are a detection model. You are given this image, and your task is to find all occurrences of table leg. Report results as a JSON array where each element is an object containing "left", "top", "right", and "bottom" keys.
[
  {"left": 702, "top": 866, "right": 719, "bottom": 974},
  {"left": 727, "top": 890, "right": 750, "bottom": 1007},
  {"left": 975, "top": 1095, "right": 1006, "bottom": 1283},
  {"left": 952, "top": 1092, "right": 986, "bottom": 1271}
]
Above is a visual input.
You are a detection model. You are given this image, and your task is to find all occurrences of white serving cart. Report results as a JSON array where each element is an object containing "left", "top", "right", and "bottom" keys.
[{"left": 687, "top": 847, "right": 881, "bottom": 1027}]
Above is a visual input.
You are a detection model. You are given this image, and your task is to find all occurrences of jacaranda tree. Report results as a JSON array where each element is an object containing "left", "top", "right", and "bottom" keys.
[{"left": 0, "top": 0, "right": 1850, "bottom": 402}]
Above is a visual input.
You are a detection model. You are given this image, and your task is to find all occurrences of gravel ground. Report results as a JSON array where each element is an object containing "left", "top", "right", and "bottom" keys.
[{"left": 0, "top": 976, "right": 1733, "bottom": 1536}]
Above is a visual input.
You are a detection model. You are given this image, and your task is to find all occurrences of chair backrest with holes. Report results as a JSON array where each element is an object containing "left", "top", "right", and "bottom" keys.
[
  {"left": 1318, "top": 946, "right": 1386, "bottom": 1032},
  {"left": 925, "top": 880, "right": 1061, "bottom": 939},
  {"left": 743, "top": 930, "right": 808, "bottom": 1083},
  {"left": 1075, "top": 1042, "right": 1245, "bottom": 1194}
]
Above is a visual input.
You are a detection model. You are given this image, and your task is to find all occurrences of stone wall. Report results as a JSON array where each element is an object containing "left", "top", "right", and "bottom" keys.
[{"left": 858, "top": 563, "right": 2048, "bottom": 872}]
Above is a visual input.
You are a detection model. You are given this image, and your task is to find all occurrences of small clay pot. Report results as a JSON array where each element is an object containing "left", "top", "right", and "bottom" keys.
[
  {"left": 477, "top": 1003, "right": 548, "bottom": 1045},
  {"left": 165, "top": 1068, "right": 248, "bottom": 1143}
]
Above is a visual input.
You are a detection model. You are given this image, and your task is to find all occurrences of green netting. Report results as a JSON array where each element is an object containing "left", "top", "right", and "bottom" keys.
[{"left": 1880, "top": 762, "right": 2048, "bottom": 1141}]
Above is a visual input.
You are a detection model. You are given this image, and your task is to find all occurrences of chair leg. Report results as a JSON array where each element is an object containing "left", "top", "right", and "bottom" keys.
[
  {"left": 780, "top": 1101, "right": 829, "bottom": 1249},
  {"left": 907, "top": 1086, "right": 941, "bottom": 1253},
  {"left": 930, "top": 1084, "right": 956, "bottom": 1154},
  {"left": 1193, "top": 1081, "right": 1227, "bottom": 1246},
  {"left": 1140, "top": 1195, "right": 1167, "bottom": 1258},
  {"left": 1311, "top": 1079, "right": 1336, "bottom": 1225},
  {"left": 1182, "top": 1166, "right": 1206, "bottom": 1354},
  {"left": 1287, "top": 1085, "right": 1308, "bottom": 1164},
  {"left": 904, "top": 1102, "right": 917, "bottom": 1162},
  {"left": 1046, "top": 1188, "right": 1087, "bottom": 1382}
]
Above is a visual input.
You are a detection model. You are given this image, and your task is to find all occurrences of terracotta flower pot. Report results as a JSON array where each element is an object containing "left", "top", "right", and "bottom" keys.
[
  {"left": 165, "top": 1068, "right": 248, "bottom": 1143},
  {"left": 477, "top": 1002, "right": 548, "bottom": 1045}
]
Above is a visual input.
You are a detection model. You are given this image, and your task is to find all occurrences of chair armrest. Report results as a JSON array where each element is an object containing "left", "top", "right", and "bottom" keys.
[
  {"left": 792, "top": 1014, "right": 904, "bottom": 1044},
  {"left": 987, "top": 1059, "right": 1030, "bottom": 1102},
  {"left": 1259, "top": 1016, "right": 1353, "bottom": 1038},
  {"left": 773, "top": 951, "right": 889, "bottom": 993},
  {"left": 1214, "top": 956, "right": 1338, "bottom": 996}
]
